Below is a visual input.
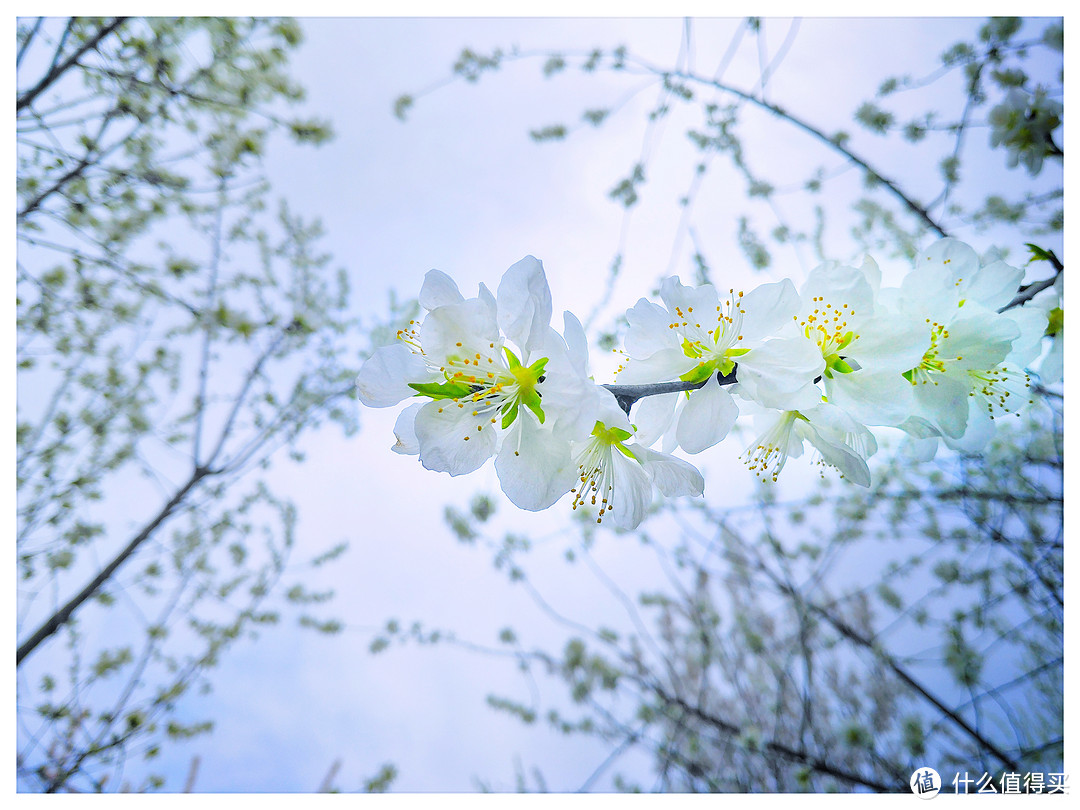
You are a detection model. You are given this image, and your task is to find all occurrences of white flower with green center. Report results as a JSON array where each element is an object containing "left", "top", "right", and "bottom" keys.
[
  {"left": 356, "top": 256, "right": 600, "bottom": 510},
  {"left": 620, "top": 276, "right": 823, "bottom": 454},
  {"left": 741, "top": 402, "right": 877, "bottom": 487},
  {"left": 890, "top": 239, "right": 1030, "bottom": 445},
  {"left": 569, "top": 396, "right": 704, "bottom": 530},
  {"left": 784, "top": 257, "right": 927, "bottom": 426}
]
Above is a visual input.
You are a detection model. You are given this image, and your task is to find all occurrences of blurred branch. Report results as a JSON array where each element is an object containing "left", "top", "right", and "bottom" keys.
[
  {"left": 16, "top": 17, "right": 128, "bottom": 113},
  {"left": 16, "top": 465, "right": 212, "bottom": 666},
  {"left": 183, "top": 757, "right": 200, "bottom": 793},
  {"left": 657, "top": 63, "right": 949, "bottom": 239}
]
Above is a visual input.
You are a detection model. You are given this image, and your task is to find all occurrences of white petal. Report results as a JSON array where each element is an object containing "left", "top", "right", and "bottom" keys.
[
  {"left": 420, "top": 296, "right": 500, "bottom": 360},
  {"left": 827, "top": 369, "right": 915, "bottom": 426},
  {"left": 737, "top": 337, "right": 825, "bottom": 410},
  {"left": 1038, "top": 338, "right": 1063, "bottom": 384},
  {"left": 536, "top": 346, "right": 608, "bottom": 439},
  {"left": 498, "top": 255, "right": 553, "bottom": 357},
  {"left": 414, "top": 400, "right": 497, "bottom": 475},
  {"left": 801, "top": 262, "right": 874, "bottom": 317},
  {"left": 961, "top": 259, "right": 1024, "bottom": 312},
  {"left": 593, "top": 387, "right": 634, "bottom": 433},
  {"left": 942, "top": 401, "right": 994, "bottom": 453},
  {"left": 478, "top": 281, "right": 496, "bottom": 312},
  {"left": 419, "top": 269, "right": 464, "bottom": 311},
  {"left": 739, "top": 278, "right": 800, "bottom": 342},
  {"left": 898, "top": 415, "right": 941, "bottom": 440},
  {"left": 496, "top": 413, "right": 576, "bottom": 511},
  {"left": 944, "top": 311, "right": 1019, "bottom": 371},
  {"left": 1002, "top": 305, "right": 1051, "bottom": 368},
  {"left": 631, "top": 391, "right": 679, "bottom": 447},
  {"left": 356, "top": 344, "right": 434, "bottom": 408},
  {"left": 617, "top": 347, "right": 697, "bottom": 384},
  {"left": 632, "top": 445, "right": 704, "bottom": 497},
  {"left": 659, "top": 276, "right": 720, "bottom": 322},
  {"left": 800, "top": 422, "right": 872, "bottom": 487},
  {"left": 859, "top": 254, "right": 882, "bottom": 296},
  {"left": 610, "top": 451, "right": 653, "bottom": 530},
  {"left": 847, "top": 316, "right": 928, "bottom": 373},
  {"left": 675, "top": 374, "right": 739, "bottom": 454},
  {"left": 625, "top": 298, "right": 679, "bottom": 358},
  {"left": 912, "top": 373, "right": 971, "bottom": 439},
  {"left": 905, "top": 238, "right": 979, "bottom": 302},
  {"left": 390, "top": 403, "right": 423, "bottom": 455},
  {"left": 561, "top": 310, "right": 590, "bottom": 377}
]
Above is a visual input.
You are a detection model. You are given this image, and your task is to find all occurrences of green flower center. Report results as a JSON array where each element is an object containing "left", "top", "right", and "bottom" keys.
[
  {"left": 902, "top": 321, "right": 951, "bottom": 384},
  {"left": 798, "top": 296, "right": 859, "bottom": 378},
  {"left": 406, "top": 339, "right": 549, "bottom": 433}
]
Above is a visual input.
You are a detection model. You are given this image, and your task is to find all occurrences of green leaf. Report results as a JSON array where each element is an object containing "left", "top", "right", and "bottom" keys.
[
  {"left": 1025, "top": 243, "right": 1057, "bottom": 265},
  {"left": 409, "top": 380, "right": 475, "bottom": 400}
]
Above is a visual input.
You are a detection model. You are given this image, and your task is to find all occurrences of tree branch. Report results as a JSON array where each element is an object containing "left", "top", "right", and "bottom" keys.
[
  {"left": 606, "top": 51, "right": 952, "bottom": 240},
  {"left": 16, "top": 17, "right": 127, "bottom": 113},
  {"left": 646, "top": 680, "right": 901, "bottom": 792},
  {"left": 603, "top": 366, "right": 739, "bottom": 415},
  {"left": 16, "top": 466, "right": 211, "bottom": 666}
]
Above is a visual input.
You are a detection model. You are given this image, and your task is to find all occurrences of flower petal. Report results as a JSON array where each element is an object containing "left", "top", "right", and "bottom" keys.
[
  {"left": 498, "top": 255, "right": 553, "bottom": 357},
  {"left": 414, "top": 400, "right": 498, "bottom": 475},
  {"left": 632, "top": 445, "right": 704, "bottom": 497},
  {"left": 799, "top": 423, "right": 872, "bottom": 487},
  {"left": 419, "top": 269, "right": 464, "bottom": 311},
  {"left": 659, "top": 276, "right": 721, "bottom": 323},
  {"left": 631, "top": 391, "right": 679, "bottom": 447},
  {"left": 827, "top": 369, "right": 915, "bottom": 426},
  {"left": 609, "top": 451, "right": 653, "bottom": 530},
  {"left": 356, "top": 344, "right": 435, "bottom": 407},
  {"left": 737, "top": 337, "right": 825, "bottom": 410},
  {"left": 617, "top": 347, "right": 697, "bottom": 384},
  {"left": 848, "top": 316, "right": 928, "bottom": 373},
  {"left": 904, "top": 238, "right": 980, "bottom": 304},
  {"left": 800, "top": 261, "right": 875, "bottom": 318},
  {"left": 961, "top": 259, "right": 1024, "bottom": 312},
  {"left": 561, "top": 310, "right": 590, "bottom": 377},
  {"left": 675, "top": 374, "right": 739, "bottom": 454},
  {"left": 739, "top": 278, "right": 801, "bottom": 342},
  {"left": 390, "top": 403, "right": 423, "bottom": 455},
  {"left": 495, "top": 413, "right": 577, "bottom": 511},
  {"left": 625, "top": 298, "right": 680, "bottom": 358},
  {"left": 912, "top": 373, "right": 971, "bottom": 439},
  {"left": 420, "top": 295, "right": 500, "bottom": 360}
]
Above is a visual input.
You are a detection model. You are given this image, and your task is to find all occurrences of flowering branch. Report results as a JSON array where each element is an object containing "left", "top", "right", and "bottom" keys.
[{"left": 356, "top": 239, "right": 1061, "bottom": 529}]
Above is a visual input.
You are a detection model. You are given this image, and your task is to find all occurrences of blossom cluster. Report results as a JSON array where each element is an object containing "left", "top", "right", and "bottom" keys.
[{"left": 356, "top": 240, "right": 1059, "bottom": 529}]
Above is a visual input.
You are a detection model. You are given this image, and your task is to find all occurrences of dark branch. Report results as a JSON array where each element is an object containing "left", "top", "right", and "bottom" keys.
[
  {"left": 16, "top": 17, "right": 127, "bottom": 113},
  {"left": 997, "top": 271, "right": 1058, "bottom": 313},
  {"left": 603, "top": 366, "right": 739, "bottom": 415},
  {"left": 16, "top": 466, "right": 211, "bottom": 666},
  {"left": 658, "top": 65, "right": 950, "bottom": 239}
]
